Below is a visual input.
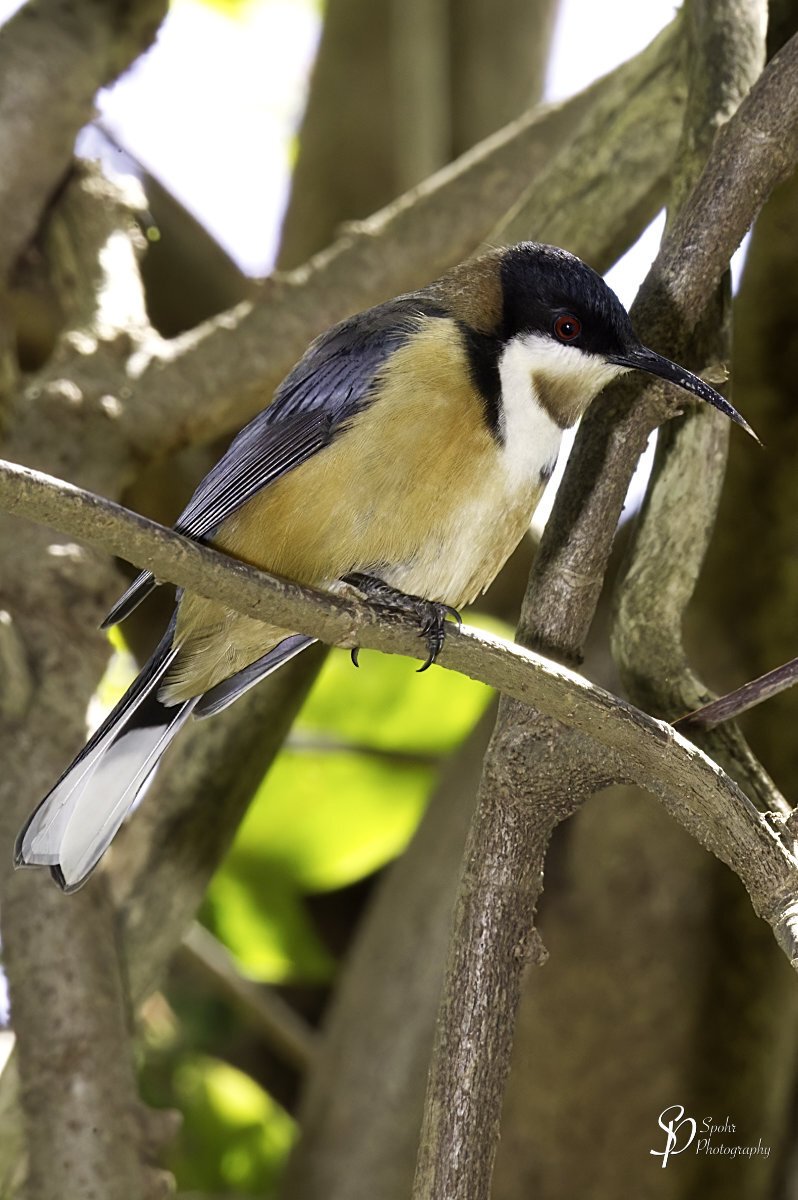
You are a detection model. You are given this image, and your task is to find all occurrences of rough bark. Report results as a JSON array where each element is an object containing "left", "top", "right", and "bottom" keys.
[
  {"left": 494, "top": 9, "right": 798, "bottom": 1196},
  {"left": 0, "top": 161, "right": 167, "bottom": 1200},
  {"left": 2, "top": 878, "right": 165, "bottom": 1200},
  {"left": 492, "top": 785, "right": 798, "bottom": 1200}
]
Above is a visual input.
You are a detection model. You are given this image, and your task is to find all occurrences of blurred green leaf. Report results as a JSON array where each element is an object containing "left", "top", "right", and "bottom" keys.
[
  {"left": 167, "top": 1054, "right": 295, "bottom": 1194},
  {"left": 203, "top": 861, "right": 335, "bottom": 982},
  {"left": 230, "top": 747, "right": 433, "bottom": 890},
  {"left": 297, "top": 643, "right": 493, "bottom": 751},
  {"left": 206, "top": 638, "right": 501, "bottom": 981}
]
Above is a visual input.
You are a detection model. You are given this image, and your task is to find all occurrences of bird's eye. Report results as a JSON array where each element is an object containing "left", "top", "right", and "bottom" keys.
[{"left": 553, "top": 313, "right": 582, "bottom": 342}]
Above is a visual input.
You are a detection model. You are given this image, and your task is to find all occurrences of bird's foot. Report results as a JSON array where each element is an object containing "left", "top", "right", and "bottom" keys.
[{"left": 342, "top": 573, "right": 461, "bottom": 672}]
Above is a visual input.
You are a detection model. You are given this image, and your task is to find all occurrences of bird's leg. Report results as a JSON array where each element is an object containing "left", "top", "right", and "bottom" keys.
[{"left": 342, "top": 573, "right": 461, "bottom": 672}]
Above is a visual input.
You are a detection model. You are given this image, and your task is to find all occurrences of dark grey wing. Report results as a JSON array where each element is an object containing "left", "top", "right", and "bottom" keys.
[{"left": 102, "top": 296, "right": 443, "bottom": 628}]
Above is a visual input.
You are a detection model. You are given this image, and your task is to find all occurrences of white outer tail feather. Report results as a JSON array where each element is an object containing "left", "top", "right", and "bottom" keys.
[
  {"left": 16, "top": 640, "right": 194, "bottom": 891},
  {"left": 16, "top": 629, "right": 314, "bottom": 890}
]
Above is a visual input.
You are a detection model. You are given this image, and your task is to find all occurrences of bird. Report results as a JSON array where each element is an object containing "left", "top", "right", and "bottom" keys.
[{"left": 14, "top": 241, "right": 755, "bottom": 892}]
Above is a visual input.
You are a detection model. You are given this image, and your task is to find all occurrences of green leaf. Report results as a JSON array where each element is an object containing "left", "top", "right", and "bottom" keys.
[
  {"left": 205, "top": 633, "right": 501, "bottom": 982},
  {"left": 297, "top": 643, "right": 494, "bottom": 752},
  {"left": 168, "top": 1054, "right": 296, "bottom": 1193},
  {"left": 231, "top": 747, "right": 434, "bottom": 890},
  {"left": 203, "top": 864, "right": 334, "bottom": 982}
]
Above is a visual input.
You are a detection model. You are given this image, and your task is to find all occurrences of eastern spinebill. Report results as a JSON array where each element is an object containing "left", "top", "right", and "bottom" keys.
[{"left": 15, "top": 242, "right": 755, "bottom": 890}]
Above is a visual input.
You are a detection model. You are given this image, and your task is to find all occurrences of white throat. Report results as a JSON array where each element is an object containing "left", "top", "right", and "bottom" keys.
[{"left": 497, "top": 333, "right": 626, "bottom": 484}]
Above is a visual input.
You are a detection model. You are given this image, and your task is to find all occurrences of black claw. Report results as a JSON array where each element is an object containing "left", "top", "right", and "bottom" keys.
[
  {"left": 341, "top": 573, "right": 461, "bottom": 673},
  {"left": 350, "top": 647, "right": 360, "bottom": 668},
  {"left": 415, "top": 601, "right": 457, "bottom": 671}
]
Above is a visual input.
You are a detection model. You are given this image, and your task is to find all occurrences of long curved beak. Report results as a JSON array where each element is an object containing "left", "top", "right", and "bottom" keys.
[{"left": 609, "top": 346, "right": 760, "bottom": 443}]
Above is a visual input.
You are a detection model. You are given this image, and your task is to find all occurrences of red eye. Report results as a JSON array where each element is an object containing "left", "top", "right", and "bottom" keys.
[{"left": 553, "top": 313, "right": 582, "bottom": 342}]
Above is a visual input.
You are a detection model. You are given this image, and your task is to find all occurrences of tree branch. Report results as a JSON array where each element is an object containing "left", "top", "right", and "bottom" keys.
[
  {"left": 413, "top": 11, "right": 798, "bottom": 1200},
  {"left": 0, "top": 160, "right": 169, "bottom": 1200},
  {"left": 0, "top": 0, "right": 167, "bottom": 282},
  {"left": 179, "top": 923, "right": 317, "bottom": 1074},
  {"left": 523, "top": 26, "right": 798, "bottom": 664},
  {"left": 0, "top": 458, "right": 796, "bottom": 962},
  {"left": 675, "top": 655, "right": 798, "bottom": 731},
  {"left": 115, "top": 20, "right": 682, "bottom": 456},
  {"left": 611, "top": 0, "right": 789, "bottom": 818},
  {"left": 2, "top": 878, "right": 160, "bottom": 1199}
]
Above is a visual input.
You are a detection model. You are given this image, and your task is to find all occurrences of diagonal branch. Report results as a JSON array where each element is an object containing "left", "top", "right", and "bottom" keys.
[
  {"left": 114, "top": 20, "right": 683, "bottom": 456},
  {"left": 179, "top": 923, "right": 317, "bottom": 1073},
  {"left": 0, "top": 0, "right": 167, "bottom": 283},
  {"left": 675, "top": 655, "right": 798, "bottom": 731},
  {"left": 0, "top": 457, "right": 796, "bottom": 964}
]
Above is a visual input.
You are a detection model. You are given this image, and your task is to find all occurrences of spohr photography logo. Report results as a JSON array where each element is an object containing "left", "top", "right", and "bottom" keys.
[{"left": 651, "top": 1105, "right": 772, "bottom": 1167}]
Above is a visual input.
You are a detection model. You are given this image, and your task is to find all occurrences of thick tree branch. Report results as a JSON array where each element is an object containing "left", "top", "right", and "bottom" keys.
[
  {"left": 114, "top": 21, "right": 682, "bottom": 456},
  {"left": 0, "top": 648, "right": 324, "bottom": 1189},
  {"left": 414, "top": 10, "right": 798, "bottom": 1200},
  {"left": 2, "top": 879, "right": 159, "bottom": 1199},
  {"left": 0, "top": 0, "right": 167, "bottom": 282},
  {"left": 0, "top": 163, "right": 167, "bottom": 1200},
  {"left": 0, "top": 458, "right": 796, "bottom": 963},
  {"left": 611, "top": 0, "right": 789, "bottom": 819},
  {"left": 523, "top": 26, "right": 798, "bottom": 663}
]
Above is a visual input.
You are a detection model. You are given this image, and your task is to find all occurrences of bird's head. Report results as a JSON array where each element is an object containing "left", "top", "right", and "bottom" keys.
[{"left": 456, "top": 242, "right": 756, "bottom": 438}]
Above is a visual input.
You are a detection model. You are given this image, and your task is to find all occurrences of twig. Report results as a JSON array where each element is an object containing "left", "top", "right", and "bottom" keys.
[
  {"left": 675, "top": 656, "right": 798, "bottom": 731},
  {"left": 287, "top": 732, "right": 442, "bottom": 766},
  {"left": 179, "top": 923, "right": 317, "bottom": 1074}
]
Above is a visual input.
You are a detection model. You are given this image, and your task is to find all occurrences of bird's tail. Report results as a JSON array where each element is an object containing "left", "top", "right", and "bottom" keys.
[{"left": 15, "top": 623, "right": 196, "bottom": 892}]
